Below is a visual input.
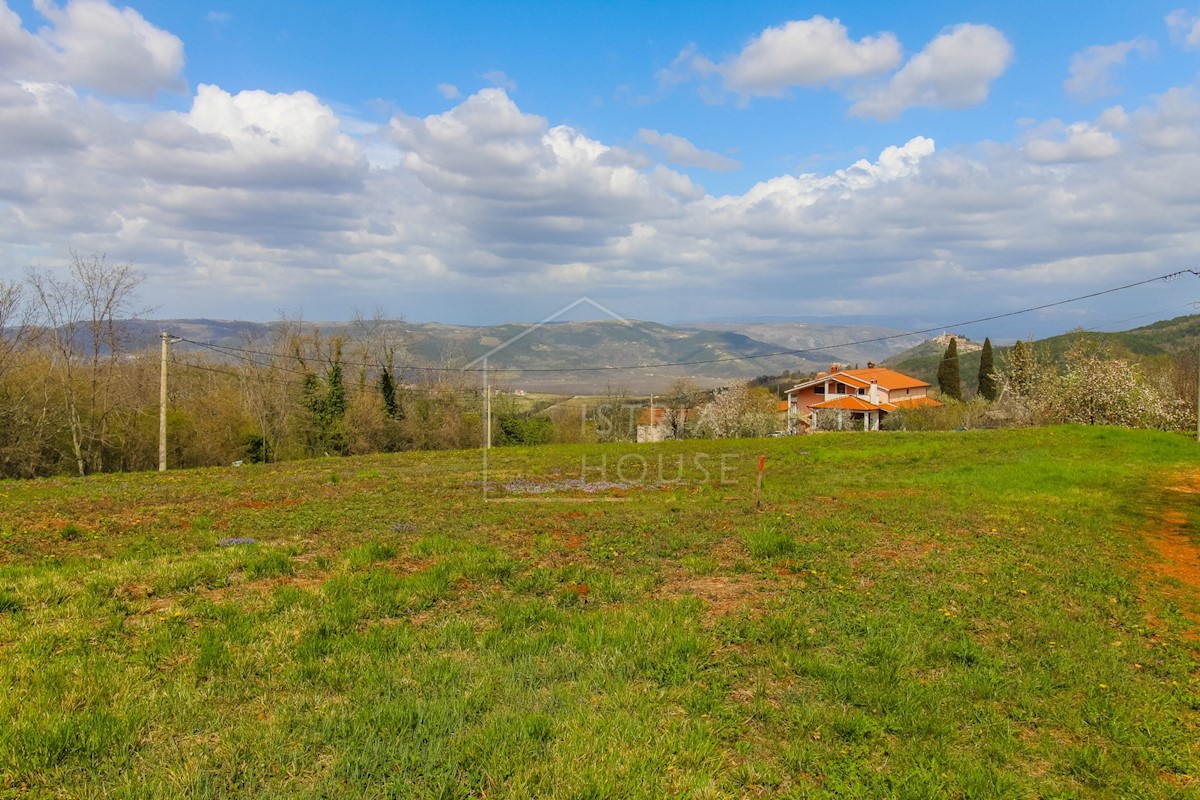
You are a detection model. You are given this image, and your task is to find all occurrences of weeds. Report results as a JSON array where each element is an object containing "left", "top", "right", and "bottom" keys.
[{"left": 0, "top": 426, "right": 1196, "bottom": 797}]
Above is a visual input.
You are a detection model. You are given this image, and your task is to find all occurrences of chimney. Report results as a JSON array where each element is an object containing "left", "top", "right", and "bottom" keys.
[
  {"left": 829, "top": 364, "right": 840, "bottom": 373},
  {"left": 867, "top": 361, "right": 876, "bottom": 369},
  {"left": 869, "top": 377, "right": 878, "bottom": 404}
]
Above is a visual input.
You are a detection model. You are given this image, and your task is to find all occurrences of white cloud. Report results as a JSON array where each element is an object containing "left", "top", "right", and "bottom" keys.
[
  {"left": 1128, "top": 85, "right": 1200, "bottom": 151},
  {"left": 1064, "top": 38, "right": 1155, "bottom": 101},
  {"left": 706, "top": 136, "right": 935, "bottom": 214},
  {"left": 1025, "top": 122, "right": 1121, "bottom": 163},
  {"left": 33, "top": 0, "right": 185, "bottom": 98},
  {"left": 849, "top": 24, "right": 1013, "bottom": 120},
  {"left": 205, "top": 10, "right": 230, "bottom": 23},
  {"left": 0, "top": 3, "right": 55, "bottom": 80},
  {"left": 637, "top": 129, "right": 740, "bottom": 171},
  {"left": 1166, "top": 9, "right": 1200, "bottom": 49},
  {"left": 482, "top": 69, "right": 517, "bottom": 91},
  {"left": 717, "top": 16, "right": 901, "bottom": 96},
  {"left": 3, "top": 16, "right": 1200, "bottom": 332},
  {"left": 436, "top": 82, "right": 459, "bottom": 99},
  {"left": 154, "top": 84, "right": 364, "bottom": 186}
]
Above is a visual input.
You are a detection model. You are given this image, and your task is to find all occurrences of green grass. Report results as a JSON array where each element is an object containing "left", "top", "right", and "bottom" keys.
[{"left": 0, "top": 426, "right": 1198, "bottom": 797}]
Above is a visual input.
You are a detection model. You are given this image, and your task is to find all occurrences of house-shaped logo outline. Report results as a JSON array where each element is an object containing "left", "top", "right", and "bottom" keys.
[{"left": 465, "top": 296, "right": 631, "bottom": 370}]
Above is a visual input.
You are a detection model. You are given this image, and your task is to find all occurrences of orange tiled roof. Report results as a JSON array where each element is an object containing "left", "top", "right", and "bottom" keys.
[
  {"left": 787, "top": 366, "right": 930, "bottom": 394},
  {"left": 809, "top": 396, "right": 883, "bottom": 412},
  {"left": 637, "top": 407, "right": 668, "bottom": 425},
  {"left": 841, "top": 367, "right": 930, "bottom": 390}
]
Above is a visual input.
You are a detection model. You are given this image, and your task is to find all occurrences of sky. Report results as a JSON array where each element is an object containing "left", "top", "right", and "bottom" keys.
[{"left": 3, "top": 1, "right": 1200, "bottom": 338}]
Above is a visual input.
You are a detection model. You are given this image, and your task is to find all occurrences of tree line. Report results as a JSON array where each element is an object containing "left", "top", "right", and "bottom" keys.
[
  {"left": 899, "top": 335, "right": 1196, "bottom": 432},
  {"left": 0, "top": 255, "right": 793, "bottom": 478}
]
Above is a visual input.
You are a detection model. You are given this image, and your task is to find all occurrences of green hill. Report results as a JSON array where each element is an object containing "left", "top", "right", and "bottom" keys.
[
  {"left": 885, "top": 314, "right": 1200, "bottom": 394},
  {"left": 1034, "top": 313, "right": 1200, "bottom": 359}
]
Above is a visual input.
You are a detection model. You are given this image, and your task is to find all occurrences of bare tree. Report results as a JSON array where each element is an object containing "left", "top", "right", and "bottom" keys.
[
  {"left": 237, "top": 313, "right": 306, "bottom": 463},
  {"left": 0, "top": 279, "right": 33, "bottom": 380},
  {"left": 0, "top": 279, "right": 57, "bottom": 477},
  {"left": 351, "top": 306, "right": 410, "bottom": 428},
  {"left": 661, "top": 377, "right": 703, "bottom": 440},
  {"left": 26, "top": 252, "right": 147, "bottom": 475}
]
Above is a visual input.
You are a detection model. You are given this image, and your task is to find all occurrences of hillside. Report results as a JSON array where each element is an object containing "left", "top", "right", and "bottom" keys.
[
  {"left": 685, "top": 321, "right": 925, "bottom": 367},
  {"left": 884, "top": 313, "right": 1200, "bottom": 392},
  {"left": 126, "top": 318, "right": 885, "bottom": 393}
]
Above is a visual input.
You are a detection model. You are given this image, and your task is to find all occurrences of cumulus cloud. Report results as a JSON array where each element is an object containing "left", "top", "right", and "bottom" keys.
[
  {"left": 0, "top": 3, "right": 55, "bottom": 80},
  {"left": 716, "top": 16, "right": 901, "bottom": 96},
  {"left": 32, "top": 0, "right": 185, "bottom": 98},
  {"left": 2, "top": 10, "right": 1200, "bottom": 331},
  {"left": 1166, "top": 9, "right": 1200, "bottom": 49},
  {"left": 385, "top": 89, "right": 702, "bottom": 258},
  {"left": 1025, "top": 122, "right": 1121, "bottom": 163},
  {"left": 1064, "top": 38, "right": 1155, "bottom": 100},
  {"left": 129, "top": 84, "right": 366, "bottom": 190},
  {"left": 849, "top": 24, "right": 1013, "bottom": 120},
  {"left": 637, "top": 129, "right": 740, "bottom": 171}
]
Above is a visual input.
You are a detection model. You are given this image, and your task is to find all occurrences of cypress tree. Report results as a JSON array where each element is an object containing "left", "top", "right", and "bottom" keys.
[
  {"left": 938, "top": 338, "right": 962, "bottom": 401},
  {"left": 977, "top": 337, "right": 997, "bottom": 400},
  {"left": 378, "top": 366, "right": 398, "bottom": 418}
]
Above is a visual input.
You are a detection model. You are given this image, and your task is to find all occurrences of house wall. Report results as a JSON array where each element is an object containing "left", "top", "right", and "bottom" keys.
[
  {"left": 788, "top": 386, "right": 828, "bottom": 416},
  {"left": 888, "top": 386, "right": 928, "bottom": 401}
]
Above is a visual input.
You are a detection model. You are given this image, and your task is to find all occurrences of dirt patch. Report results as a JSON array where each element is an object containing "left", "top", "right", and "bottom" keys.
[
  {"left": 857, "top": 537, "right": 947, "bottom": 571},
  {"left": 659, "top": 573, "right": 762, "bottom": 623},
  {"left": 1136, "top": 470, "right": 1200, "bottom": 637}
]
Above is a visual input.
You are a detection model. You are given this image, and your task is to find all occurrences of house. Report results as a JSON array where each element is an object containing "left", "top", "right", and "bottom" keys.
[
  {"left": 636, "top": 407, "right": 669, "bottom": 443},
  {"left": 785, "top": 363, "right": 942, "bottom": 432}
]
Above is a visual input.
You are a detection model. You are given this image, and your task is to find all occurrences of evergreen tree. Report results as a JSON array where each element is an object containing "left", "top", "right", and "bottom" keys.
[
  {"left": 378, "top": 366, "right": 399, "bottom": 418},
  {"left": 977, "top": 337, "right": 997, "bottom": 400},
  {"left": 299, "top": 340, "right": 348, "bottom": 455},
  {"left": 938, "top": 338, "right": 962, "bottom": 401}
]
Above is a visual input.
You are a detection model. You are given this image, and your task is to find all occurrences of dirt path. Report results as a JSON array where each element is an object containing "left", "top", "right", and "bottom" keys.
[{"left": 1138, "top": 469, "right": 1200, "bottom": 638}]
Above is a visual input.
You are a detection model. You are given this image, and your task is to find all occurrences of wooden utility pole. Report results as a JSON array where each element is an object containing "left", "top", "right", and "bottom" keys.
[
  {"left": 159, "top": 331, "right": 168, "bottom": 472},
  {"left": 484, "top": 358, "right": 492, "bottom": 450}
]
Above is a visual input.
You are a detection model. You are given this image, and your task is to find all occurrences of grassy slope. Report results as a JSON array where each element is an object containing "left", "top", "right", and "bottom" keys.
[{"left": 0, "top": 428, "right": 1198, "bottom": 798}]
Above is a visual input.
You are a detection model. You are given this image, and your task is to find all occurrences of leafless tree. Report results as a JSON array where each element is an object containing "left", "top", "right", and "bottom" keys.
[{"left": 26, "top": 252, "right": 147, "bottom": 475}]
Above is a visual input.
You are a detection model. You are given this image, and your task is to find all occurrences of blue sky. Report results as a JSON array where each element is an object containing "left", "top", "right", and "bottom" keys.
[{"left": 3, "top": 1, "right": 1200, "bottom": 338}]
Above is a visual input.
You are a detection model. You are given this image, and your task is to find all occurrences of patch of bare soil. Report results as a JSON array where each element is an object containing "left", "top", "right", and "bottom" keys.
[
  {"left": 659, "top": 573, "right": 761, "bottom": 624},
  {"left": 1136, "top": 470, "right": 1200, "bottom": 638}
]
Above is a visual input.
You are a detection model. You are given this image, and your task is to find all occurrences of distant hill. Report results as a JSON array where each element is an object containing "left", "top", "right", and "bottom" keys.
[
  {"left": 106, "top": 313, "right": 1200, "bottom": 394},
  {"left": 132, "top": 317, "right": 834, "bottom": 393},
  {"left": 884, "top": 313, "right": 1200, "bottom": 393},
  {"left": 686, "top": 322, "right": 925, "bottom": 368}
]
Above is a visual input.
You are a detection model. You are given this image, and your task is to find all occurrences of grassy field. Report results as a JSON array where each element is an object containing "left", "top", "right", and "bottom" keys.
[{"left": 0, "top": 426, "right": 1198, "bottom": 798}]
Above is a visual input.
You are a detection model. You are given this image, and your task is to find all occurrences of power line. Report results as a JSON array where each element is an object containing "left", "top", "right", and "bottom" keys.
[
  {"left": 174, "top": 270, "right": 1199, "bottom": 375},
  {"left": 169, "top": 354, "right": 487, "bottom": 399}
]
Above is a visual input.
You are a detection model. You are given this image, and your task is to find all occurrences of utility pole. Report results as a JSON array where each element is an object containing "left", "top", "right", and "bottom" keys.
[
  {"left": 159, "top": 331, "right": 169, "bottom": 472},
  {"left": 649, "top": 393, "right": 654, "bottom": 442},
  {"left": 484, "top": 357, "right": 492, "bottom": 450}
]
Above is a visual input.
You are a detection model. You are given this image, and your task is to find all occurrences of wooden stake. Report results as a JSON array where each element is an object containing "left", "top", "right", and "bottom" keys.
[{"left": 753, "top": 454, "right": 765, "bottom": 511}]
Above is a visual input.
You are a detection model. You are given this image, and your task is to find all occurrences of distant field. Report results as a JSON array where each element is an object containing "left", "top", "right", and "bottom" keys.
[{"left": 1, "top": 427, "right": 1198, "bottom": 798}]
